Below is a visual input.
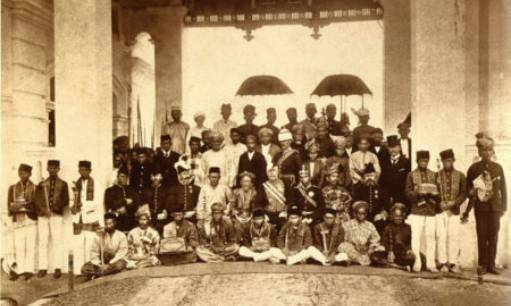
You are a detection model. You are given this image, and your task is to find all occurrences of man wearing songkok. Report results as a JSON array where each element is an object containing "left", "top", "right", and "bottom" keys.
[
  {"left": 257, "top": 127, "right": 281, "bottom": 169},
  {"left": 201, "top": 131, "right": 232, "bottom": 186},
  {"left": 238, "top": 209, "right": 283, "bottom": 263},
  {"left": 351, "top": 107, "right": 376, "bottom": 150},
  {"left": 322, "top": 164, "right": 352, "bottom": 224},
  {"left": 291, "top": 124, "right": 307, "bottom": 160},
  {"left": 186, "top": 112, "right": 209, "bottom": 154},
  {"left": 199, "top": 129, "right": 212, "bottom": 153},
  {"left": 349, "top": 137, "right": 381, "bottom": 202},
  {"left": 81, "top": 213, "right": 128, "bottom": 279},
  {"left": 230, "top": 171, "right": 258, "bottom": 228},
  {"left": 381, "top": 203, "right": 415, "bottom": 271},
  {"left": 304, "top": 141, "right": 326, "bottom": 187},
  {"left": 397, "top": 120, "right": 412, "bottom": 163},
  {"left": 153, "top": 134, "right": 180, "bottom": 188},
  {"left": 274, "top": 129, "right": 303, "bottom": 189},
  {"left": 256, "top": 166, "right": 290, "bottom": 230},
  {"left": 162, "top": 105, "right": 189, "bottom": 154},
  {"left": 126, "top": 207, "right": 160, "bottom": 269},
  {"left": 196, "top": 203, "right": 241, "bottom": 262},
  {"left": 196, "top": 167, "right": 232, "bottom": 228},
  {"left": 325, "top": 104, "right": 343, "bottom": 136},
  {"left": 312, "top": 208, "right": 349, "bottom": 265},
  {"left": 184, "top": 136, "right": 206, "bottom": 187},
  {"left": 380, "top": 135, "right": 410, "bottom": 211},
  {"left": 225, "top": 128, "right": 248, "bottom": 186},
  {"left": 129, "top": 148, "right": 154, "bottom": 194},
  {"left": 104, "top": 166, "right": 141, "bottom": 233},
  {"left": 274, "top": 206, "right": 328, "bottom": 265},
  {"left": 238, "top": 104, "right": 259, "bottom": 144},
  {"left": 291, "top": 164, "right": 325, "bottom": 225},
  {"left": 259, "top": 107, "right": 280, "bottom": 144},
  {"left": 282, "top": 107, "right": 299, "bottom": 132},
  {"left": 405, "top": 150, "right": 441, "bottom": 272},
  {"left": 315, "top": 118, "right": 335, "bottom": 158},
  {"left": 465, "top": 137, "right": 507, "bottom": 275},
  {"left": 436, "top": 149, "right": 467, "bottom": 273},
  {"left": 166, "top": 159, "right": 200, "bottom": 224},
  {"left": 370, "top": 128, "right": 390, "bottom": 171},
  {"left": 326, "top": 136, "right": 351, "bottom": 188},
  {"left": 71, "top": 161, "right": 101, "bottom": 275},
  {"left": 237, "top": 134, "right": 268, "bottom": 187},
  {"left": 7, "top": 164, "right": 37, "bottom": 281},
  {"left": 159, "top": 207, "right": 199, "bottom": 265},
  {"left": 300, "top": 103, "right": 319, "bottom": 141},
  {"left": 212, "top": 103, "right": 238, "bottom": 146},
  {"left": 34, "top": 160, "right": 69, "bottom": 279},
  {"left": 140, "top": 171, "right": 169, "bottom": 234},
  {"left": 338, "top": 201, "right": 386, "bottom": 266}
]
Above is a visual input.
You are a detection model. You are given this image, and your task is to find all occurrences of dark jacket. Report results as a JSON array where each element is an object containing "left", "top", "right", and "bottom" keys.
[
  {"left": 7, "top": 181, "right": 37, "bottom": 221},
  {"left": 291, "top": 183, "right": 325, "bottom": 223},
  {"left": 277, "top": 222, "right": 312, "bottom": 253},
  {"left": 166, "top": 182, "right": 200, "bottom": 213},
  {"left": 199, "top": 218, "right": 240, "bottom": 247},
  {"left": 437, "top": 168, "right": 467, "bottom": 215},
  {"left": 466, "top": 160, "right": 507, "bottom": 213},
  {"left": 141, "top": 185, "right": 169, "bottom": 230},
  {"left": 381, "top": 222, "right": 412, "bottom": 256},
  {"left": 35, "top": 177, "right": 69, "bottom": 216},
  {"left": 129, "top": 161, "right": 154, "bottom": 192},
  {"left": 380, "top": 155, "right": 410, "bottom": 210},
  {"left": 104, "top": 184, "right": 141, "bottom": 231},
  {"left": 237, "top": 151, "right": 268, "bottom": 187},
  {"left": 153, "top": 149, "right": 180, "bottom": 187},
  {"left": 273, "top": 150, "right": 303, "bottom": 187},
  {"left": 312, "top": 222, "right": 344, "bottom": 256},
  {"left": 405, "top": 169, "right": 440, "bottom": 216},
  {"left": 240, "top": 221, "right": 277, "bottom": 248}
]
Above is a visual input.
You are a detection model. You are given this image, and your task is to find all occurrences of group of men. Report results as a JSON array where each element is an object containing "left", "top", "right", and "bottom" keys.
[{"left": 6, "top": 102, "right": 507, "bottom": 281}]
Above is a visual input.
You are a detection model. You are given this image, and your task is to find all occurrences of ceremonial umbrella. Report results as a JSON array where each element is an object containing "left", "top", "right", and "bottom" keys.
[
  {"left": 310, "top": 74, "right": 372, "bottom": 114},
  {"left": 235, "top": 75, "right": 293, "bottom": 96}
]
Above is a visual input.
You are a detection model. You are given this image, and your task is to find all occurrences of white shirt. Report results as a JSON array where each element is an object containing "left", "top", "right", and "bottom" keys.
[
  {"left": 76, "top": 179, "right": 100, "bottom": 224},
  {"left": 212, "top": 119, "right": 237, "bottom": 145},
  {"left": 196, "top": 184, "right": 232, "bottom": 221},
  {"left": 201, "top": 148, "right": 231, "bottom": 186},
  {"left": 225, "top": 143, "right": 247, "bottom": 185},
  {"left": 260, "top": 143, "right": 272, "bottom": 168},
  {"left": 247, "top": 151, "right": 255, "bottom": 161}
]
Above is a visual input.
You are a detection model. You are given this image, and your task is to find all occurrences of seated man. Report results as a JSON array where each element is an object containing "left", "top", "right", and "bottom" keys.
[
  {"left": 338, "top": 201, "right": 386, "bottom": 266},
  {"left": 196, "top": 167, "right": 232, "bottom": 229},
  {"left": 81, "top": 213, "right": 128, "bottom": 279},
  {"left": 196, "top": 203, "right": 240, "bottom": 263},
  {"left": 274, "top": 206, "right": 327, "bottom": 265},
  {"left": 322, "top": 164, "right": 352, "bottom": 224},
  {"left": 238, "top": 209, "right": 281, "bottom": 263},
  {"left": 159, "top": 208, "right": 199, "bottom": 265},
  {"left": 312, "top": 208, "right": 349, "bottom": 265},
  {"left": 166, "top": 159, "right": 200, "bottom": 223},
  {"left": 256, "top": 166, "right": 289, "bottom": 231},
  {"left": 291, "top": 164, "right": 325, "bottom": 225},
  {"left": 230, "top": 171, "right": 258, "bottom": 228},
  {"left": 126, "top": 207, "right": 160, "bottom": 269},
  {"left": 381, "top": 203, "right": 416, "bottom": 271}
]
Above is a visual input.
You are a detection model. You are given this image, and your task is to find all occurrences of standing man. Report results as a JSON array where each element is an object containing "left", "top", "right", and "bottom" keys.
[
  {"left": 380, "top": 136, "right": 410, "bottom": 211},
  {"left": 257, "top": 128, "right": 281, "bottom": 169},
  {"left": 436, "top": 149, "right": 467, "bottom": 273},
  {"left": 351, "top": 107, "right": 375, "bottom": 150},
  {"left": 153, "top": 134, "right": 180, "bottom": 188},
  {"left": 166, "top": 160, "right": 201, "bottom": 223},
  {"left": 104, "top": 167, "right": 141, "bottom": 233},
  {"left": 349, "top": 137, "right": 381, "bottom": 202},
  {"left": 238, "top": 104, "right": 259, "bottom": 144},
  {"left": 259, "top": 108, "right": 279, "bottom": 144},
  {"left": 398, "top": 121, "right": 412, "bottom": 164},
  {"left": 201, "top": 132, "right": 232, "bottom": 187},
  {"left": 465, "top": 139, "right": 507, "bottom": 275},
  {"left": 237, "top": 135, "right": 268, "bottom": 187},
  {"left": 184, "top": 136, "right": 206, "bottom": 187},
  {"left": 282, "top": 107, "right": 300, "bottom": 132},
  {"left": 274, "top": 129, "right": 303, "bottom": 189},
  {"left": 224, "top": 128, "right": 247, "bottom": 187},
  {"left": 129, "top": 148, "right": 154, "bottom": 194},
  {"left": 300, "top": 103, "right": 319, "bottom": 141},
  {"left": 71, "top": 160, "right": 101, "bottom": 275},
  {"left": 405, "top": 151, "right": 440, "bottom": 272},
  {"left": 325, "top": 104, "right": 343, "bottom": 136},
  {"left": 196, "top": 167, "right": 232, "bottom": 228},
  {"left": 186, "top": 112, "right": 209, "bottom": 152},
  {"left": 162, "top": 105, "right": 189, "bottom": 154},
  {"left": 7, "top": 164, "right": 37, "bottom": 280},
  {"left": 212, "top": 103, "right": 237, "bottom": 146},
  {"left": 35, "top": 160, "right": 69, "bottom": 278},
  {"left": 316, "top": 119, "right": 335, "bottom": 158},
  {"left": 140, "top": 172, "right": 169, "bottom": 235}
]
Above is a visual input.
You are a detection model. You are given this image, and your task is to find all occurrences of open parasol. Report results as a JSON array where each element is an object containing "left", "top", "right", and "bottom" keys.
[
  {"left": 236, "top": 75, "right": 293, "bottom": 96},
  {"left": 311, "top": 74, "right": 372, "bottom": 114}
]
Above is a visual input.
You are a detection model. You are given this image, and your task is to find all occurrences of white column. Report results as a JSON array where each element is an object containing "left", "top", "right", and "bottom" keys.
[{"left": 410, "top": 0, "right": 467, "bottom": 169}]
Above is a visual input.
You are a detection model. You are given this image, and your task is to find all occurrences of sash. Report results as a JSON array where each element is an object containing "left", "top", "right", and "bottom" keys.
[
  {"left": 276, "top": 149, "right": 296, "bottom": 169},
  {"left": 263, "top": 182, "right": 286, "bottom": 207},
  {"left": 297, "top": 185, "right": 317, "bottom": 208},
  {"left": 437, "top": 170, "right": 461, "bottom": 201}
]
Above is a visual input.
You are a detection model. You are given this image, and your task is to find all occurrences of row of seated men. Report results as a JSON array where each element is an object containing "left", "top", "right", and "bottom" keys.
[{"left": 80, "top": 201, "right": 413, "bottom": 280}]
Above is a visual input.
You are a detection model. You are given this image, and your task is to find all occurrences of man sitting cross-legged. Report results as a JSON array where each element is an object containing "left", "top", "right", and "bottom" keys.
[
  {"left": 238, "top": 209, "right": 283, "bottom": 263},
  {"left": 125, "top": 206, "right": 160, "bottom": 269},
  {"left": 196, "top": 203, "right": 241, "bottom": 263},
  {"left": 381, "top": 203, "right": 416, "bottom": 271},
  {"left": 81, "top": 213, "right": 128, "bottom": 280},
  {"left": 159, "top": 207, "right": 200, "bottom": 265},
  {"left": 273, "top": 206, "right": 328, "bottom": 265},
  {"left": 311, "top": 208, "right": 349, "bottom": 266}
]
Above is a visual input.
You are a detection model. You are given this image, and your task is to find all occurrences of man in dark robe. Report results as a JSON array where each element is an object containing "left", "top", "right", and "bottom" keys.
[{"left": 153, "top": 134, "right": 180, "bottom": 188}]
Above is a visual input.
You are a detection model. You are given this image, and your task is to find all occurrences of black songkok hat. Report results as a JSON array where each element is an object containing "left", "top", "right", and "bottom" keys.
[
  {"left": 117, "top": 165, "right": 129, "bottom": 176},
  {"left": 18, "top": 163, "right": 32, "bottom": 173},
  {"left": 416, "top": 150, "right": 430, "bottom": 160},
  {"left": 252, "top": 209, "right": 266, "bottom": 218},
  {"left": 189, "top": 136, "right": 202, "bottom": 145},
  {"left": 161, "top": 134, "right": 171, "bottom": 142},
  {"left": 440, "top": 149, "right": 455, "bottom": 160},
  {"left": 47, "top": 160, "right": 60, "bottom": 167},
  {"left": 287, "top": 205, "right": 302, "bottom": 217},
  {"left": 386, "top": 135, "right": 400, "bottom": 147},
  {"left": 243, "top": 104, "right": 256, "bottom": 114},
  {"left": 209, "top": 167, "right": 221, "bottom": 174},
  {"left": 78, "top": 160, "right": 91, "bottom": 169},
  {"left": 323, "top": 208, "right": 337, "bottom": 217},
  {"left": 104, "top": 212, "right": 117, "bottom": 220}
]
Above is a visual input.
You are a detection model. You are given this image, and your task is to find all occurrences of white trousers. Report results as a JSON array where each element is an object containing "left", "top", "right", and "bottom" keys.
[
  {"left": 37, "top": 215, "right": 64, "bottom": 270},
  {"left": 72, "top": 230, "right": 97, "bottom": 274},
  {"left": 272, "top": 246, "right": 328, "bottom": 265},
  {"left": 408, "top": 214, "right": 436, "bottom": 270},
  {"left": 238, "top": 247, "right": 286, "bottom": 262},
  {"left": 436, "top": 211, "right": 460, "bottom": 265},
  {"left": 13, "top": 222, "right": 37, "bottom": 273}
]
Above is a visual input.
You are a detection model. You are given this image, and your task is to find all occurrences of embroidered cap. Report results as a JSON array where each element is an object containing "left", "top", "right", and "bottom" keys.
[
  {"left": 18, "top": 163, "right": 32, "bottom": 173},
  {"left": 78, "top": 160, "right": 91, "bottom": 169},
  {"left": 439, "top": 149, "right": 455, "bottom": 160}
]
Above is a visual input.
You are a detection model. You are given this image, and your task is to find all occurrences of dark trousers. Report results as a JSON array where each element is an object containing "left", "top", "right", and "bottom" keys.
[{"left": 474, "top": 210, "right": 501, "bottom": 270}]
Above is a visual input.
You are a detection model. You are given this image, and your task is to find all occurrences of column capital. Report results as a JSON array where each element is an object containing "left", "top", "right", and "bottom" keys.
[{"left": 8, "top": 0, "right": 53, "bottom": 30}]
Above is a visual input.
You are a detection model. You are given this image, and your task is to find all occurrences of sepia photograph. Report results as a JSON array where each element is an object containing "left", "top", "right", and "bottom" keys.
[{"left": 0, "top": 0, "right": 510, "bottom": 305}]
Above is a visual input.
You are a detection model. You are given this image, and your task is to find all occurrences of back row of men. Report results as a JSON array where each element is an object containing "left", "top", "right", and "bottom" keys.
[{"left": 7, "top": 103, "right": 506, "bottom": 281}]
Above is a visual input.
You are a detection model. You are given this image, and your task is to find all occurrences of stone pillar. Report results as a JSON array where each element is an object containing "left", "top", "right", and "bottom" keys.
[
  {"left": 54, "top": 0, "right": 112, "bottom": 199},
  {"left": 382, "top": 0, "right": 411, "bottom": 135},
  {"left": 410, "top": 0, "right": 467, "bottom": 168}
]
